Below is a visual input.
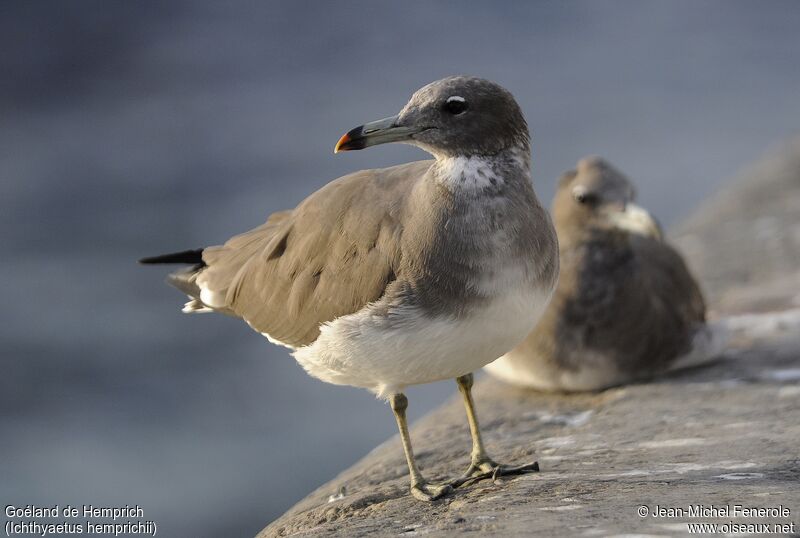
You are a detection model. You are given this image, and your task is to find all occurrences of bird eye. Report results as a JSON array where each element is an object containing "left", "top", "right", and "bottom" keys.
[
  {"left": 443, "top": 96, "right": 468, "bottom": 115},
  {"left": 572, "top": 188, "right": 598, "bottom": 205}
]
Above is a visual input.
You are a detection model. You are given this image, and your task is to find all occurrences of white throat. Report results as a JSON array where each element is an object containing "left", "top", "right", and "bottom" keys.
[{"left": 433, "top": 146, "right": 530, "bottom": 192}]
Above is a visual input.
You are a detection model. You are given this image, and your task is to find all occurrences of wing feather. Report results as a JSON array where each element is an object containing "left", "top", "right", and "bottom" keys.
[{"left": 196, "top": 160, "right": 432, "bottom": 348}]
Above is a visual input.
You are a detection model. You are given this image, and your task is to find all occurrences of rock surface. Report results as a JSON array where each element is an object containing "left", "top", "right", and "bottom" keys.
[
  {"left": 672, "top": 138, "right": 800, "bottom": 314},
  {"left": 258, "top": 142, "right": 800, "bottom": 537}
]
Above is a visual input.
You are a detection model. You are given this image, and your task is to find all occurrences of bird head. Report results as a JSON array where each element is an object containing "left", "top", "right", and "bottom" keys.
[
  {"left": 335, "top": 76, "right": 529, "bottom": 158},
  {"left": 553, "top": 156, "right": 663, "bottom": 240}
]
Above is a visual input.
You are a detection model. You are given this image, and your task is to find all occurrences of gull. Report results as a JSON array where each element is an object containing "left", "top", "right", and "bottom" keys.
[
  {"left": 485, "top": 157, "right": 725, "bottom": 391},
  {"left": 141, "top": 76, "right": 559, "bottom": 500}
]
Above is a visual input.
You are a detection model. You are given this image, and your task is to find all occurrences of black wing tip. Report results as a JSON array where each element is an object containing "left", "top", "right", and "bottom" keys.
[{"left": 139, "top": 248, "right": 205, "bottom": 265}]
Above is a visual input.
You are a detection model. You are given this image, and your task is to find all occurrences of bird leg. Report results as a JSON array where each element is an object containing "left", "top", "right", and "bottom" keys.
[
  {"left": 450, "top": 373, "right": 539, "bottom": 488},
  {"left": 390, "top": 393, "right": 453, "bottom": 501}
]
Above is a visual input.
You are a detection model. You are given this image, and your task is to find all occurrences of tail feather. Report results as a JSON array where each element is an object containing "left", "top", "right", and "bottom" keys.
[
  {"left": 140, "top": 248, "right": 215, "bottom": 314},
  {"left": 166, "top": 266, "right": 203, "bottom": 298},
  {"left": 139, "top": 249, "right": 205, "bottom": 265},
  {"left": 182, "top": 298, "right": 213, "bottom": 314}
]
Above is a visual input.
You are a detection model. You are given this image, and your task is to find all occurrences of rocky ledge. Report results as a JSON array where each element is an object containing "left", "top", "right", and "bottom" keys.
[{"left": 258, "top": 140, "right": 800, "bottom": 537}]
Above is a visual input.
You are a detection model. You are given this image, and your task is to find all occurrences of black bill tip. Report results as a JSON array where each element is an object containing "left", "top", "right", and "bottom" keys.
[{"left": 334, "top": 125, "right": 367, "bottom": 153}]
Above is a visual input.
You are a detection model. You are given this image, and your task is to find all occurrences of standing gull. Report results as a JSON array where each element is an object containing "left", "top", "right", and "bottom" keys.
[
  {"left": 485, "top": 157, "right": 725, "bottom": 391},
  {"left": 141, "top": 76, "right": 559, "bottom": 500}
]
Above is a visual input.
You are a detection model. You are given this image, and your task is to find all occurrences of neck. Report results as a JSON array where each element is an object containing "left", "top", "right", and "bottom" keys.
[{"left": 431, "top": 145, "right": 531, "bottom": 192}]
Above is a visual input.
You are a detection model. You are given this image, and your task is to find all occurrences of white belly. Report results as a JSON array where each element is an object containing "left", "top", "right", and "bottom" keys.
[{"left": 292, "top": 284, "right": 553, "bottom": 399}]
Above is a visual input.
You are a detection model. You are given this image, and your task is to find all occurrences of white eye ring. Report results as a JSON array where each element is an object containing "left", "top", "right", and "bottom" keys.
[{"left": 446, "top": 96, "right": 466, "bottom": 103}]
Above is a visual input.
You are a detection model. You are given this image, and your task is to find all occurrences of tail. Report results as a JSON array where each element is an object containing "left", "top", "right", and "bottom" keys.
[
  {"left": 139, "top": 248, "right": 211, "bottom": 313},
  {"left": 670, "top": 308, "right": 800, "bottom": 371},
  {"left": 139, "top": 249, "right": 204, "bottom": 266}
]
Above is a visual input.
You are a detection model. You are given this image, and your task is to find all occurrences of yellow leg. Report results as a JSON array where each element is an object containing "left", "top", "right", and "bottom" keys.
[
  {"left": 390, "top": 393, "right": 453, "bottom": 501},
  {"left": 452, "top": 373, "right": 539, "bottom": 487}
]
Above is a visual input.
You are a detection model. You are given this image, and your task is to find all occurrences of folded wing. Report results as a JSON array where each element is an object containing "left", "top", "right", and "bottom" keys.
[{"left": 195, "top": 160, "right": 432, "bottom": 348}]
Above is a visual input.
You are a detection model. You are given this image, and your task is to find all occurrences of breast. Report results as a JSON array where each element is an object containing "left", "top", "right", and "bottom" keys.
[
  {"left": 402, "top": 187, "right": 557, "bottom": 313},
  {"left": 293, "top": 165, "right": 559, "bottom": 395},
  {"left": 468, "top": 272, "right": 556, "bottom": 350}
]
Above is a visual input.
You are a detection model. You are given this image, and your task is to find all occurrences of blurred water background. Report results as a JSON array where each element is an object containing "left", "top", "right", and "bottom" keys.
[{"left": 1, "top": 1, "right": 799, "bottom": 536}]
